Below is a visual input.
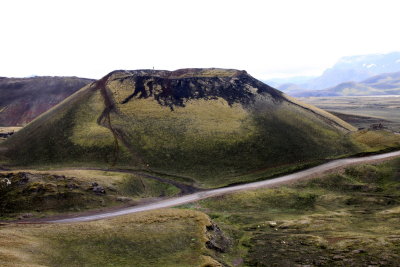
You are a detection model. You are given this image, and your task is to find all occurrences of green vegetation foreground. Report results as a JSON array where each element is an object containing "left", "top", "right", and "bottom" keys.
[{"left": 1, "top": 156, "right": 399, "bottom": 266}]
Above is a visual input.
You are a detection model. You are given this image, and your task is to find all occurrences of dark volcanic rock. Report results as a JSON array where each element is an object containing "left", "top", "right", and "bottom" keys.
[
  {"left": 114, "top": 68, "right": 283, "bottom": 110},
  {"left": 205, "top": 223, "right": 232, "bottom": 253},
  {"left": 92, "top": 185, "right": 106, "bottom": 195}
]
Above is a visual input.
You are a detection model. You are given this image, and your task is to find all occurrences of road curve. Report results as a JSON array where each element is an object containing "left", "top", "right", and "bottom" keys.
[{"left": 50, "top": 150, "right": 400, "bottom": 223}]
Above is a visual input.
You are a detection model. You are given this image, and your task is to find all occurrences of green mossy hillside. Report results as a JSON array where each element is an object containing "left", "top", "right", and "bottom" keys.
[{"left": 1, "top": 69, "right": 399, "bottom": 188}]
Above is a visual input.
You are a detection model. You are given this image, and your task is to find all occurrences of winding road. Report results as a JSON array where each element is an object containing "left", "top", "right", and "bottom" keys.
[{"left": 48, "top": 150, "right": 400, "bottom": 223}]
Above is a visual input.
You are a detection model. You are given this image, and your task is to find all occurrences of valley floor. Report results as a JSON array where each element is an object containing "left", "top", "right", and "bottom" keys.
[{"left": 298, "top": 96, "right": 400, "bottom": 132}]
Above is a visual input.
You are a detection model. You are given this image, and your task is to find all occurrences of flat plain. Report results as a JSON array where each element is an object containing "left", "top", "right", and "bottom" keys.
[{"left": 298, "top": 96, "right": 400, "bottom": 131}]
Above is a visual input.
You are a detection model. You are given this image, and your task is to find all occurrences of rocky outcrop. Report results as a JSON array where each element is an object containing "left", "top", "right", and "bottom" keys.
[
  {"left": 90, "top": 182, "right": 106, "bottom": 195},
  {"left": 205, "top": 223, "right": 232, "bottom": 253}
]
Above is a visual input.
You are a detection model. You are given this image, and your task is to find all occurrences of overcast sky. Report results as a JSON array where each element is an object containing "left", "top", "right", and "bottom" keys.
[{"left": 1, "top": 0, "right": 400, "bottom": 80}]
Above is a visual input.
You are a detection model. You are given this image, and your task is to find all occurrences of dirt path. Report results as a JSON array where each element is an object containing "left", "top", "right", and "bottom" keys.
[{"left": 44, "top": 150, "right": 400, "bottom": 223}]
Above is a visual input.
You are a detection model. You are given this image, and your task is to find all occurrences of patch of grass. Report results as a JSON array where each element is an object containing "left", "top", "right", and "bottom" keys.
[
  {"left": 201, "top": 188, "right": 318, "bottom": 214},
  {"left": 351, "top": 129, "right": 400, "bottom": 151},
  {"left": 0, "top": 209, "right": 221, "bottom": 267},
  {"left": 69, "top": 90, "right": 115, "bottom": 148}
]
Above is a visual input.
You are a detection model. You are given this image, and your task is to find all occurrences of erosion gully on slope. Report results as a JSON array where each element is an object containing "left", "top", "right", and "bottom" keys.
[{"left": 95, "top": 72, "right": 146, "bottom": 167}]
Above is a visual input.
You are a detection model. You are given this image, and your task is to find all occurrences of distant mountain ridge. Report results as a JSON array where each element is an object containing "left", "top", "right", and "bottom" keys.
[
  {"left": 0, "top": 76, "right": 94, "bottom": 126},
  {"left": 311, "top": 52, "right": 400, "bottom": 89},
  {"left": 271, "top": 52, "right": 400, "bottom": 95},
  {"left": 291, "top": 71, "right": 400, "bottom": 97}
]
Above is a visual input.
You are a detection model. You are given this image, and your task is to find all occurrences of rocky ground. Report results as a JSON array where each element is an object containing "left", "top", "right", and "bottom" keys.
[{"left": 187, "top": 158, "right": 400, "bottom": 266}]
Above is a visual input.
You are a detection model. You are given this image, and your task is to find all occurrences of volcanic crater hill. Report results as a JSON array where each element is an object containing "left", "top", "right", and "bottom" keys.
[
  {"left": 1, "top": 68, "right": 361, "bottom": 187},
  {"left": 0, "top": 76, "right": 94, "bottom": 126}
]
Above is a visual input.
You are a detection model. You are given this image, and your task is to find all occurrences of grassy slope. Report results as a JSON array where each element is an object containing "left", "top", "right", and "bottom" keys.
[
  {"left": 283, "top": 94, "right": 357, "bottom": 131},
  {"left": 0, "top": 209, "right": 221, "bottom": 267},
  {"left": 183, "top": 158, "right": 400, "bottom": 266},
  {"left": 0, "top": 84, "right": 132, "bottom": 167}
]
